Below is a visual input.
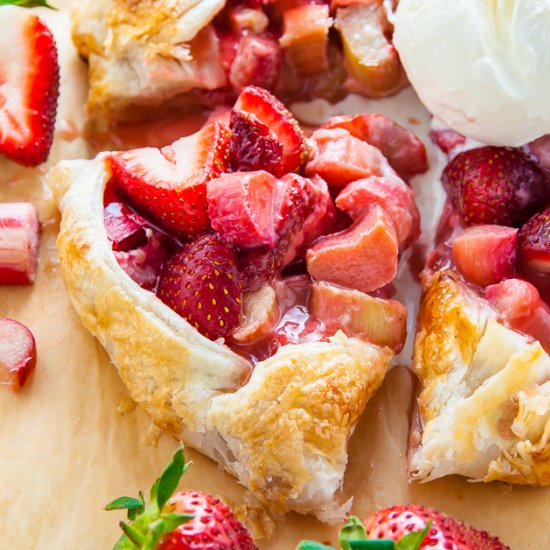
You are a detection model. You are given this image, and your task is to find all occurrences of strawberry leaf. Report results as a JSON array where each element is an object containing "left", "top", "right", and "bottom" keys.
[
  {"left": 395, "top": 521, "right": 431, "bottom": 550},
  {"left": 349, "top": 542, "right": 394, "bottom": 549},
  {"left": 105, "top": 496, "right": 144, "bottom": 512},
  {"left": 154, "top": 447, "right": 189, "bottom": 510},
  {"left": 0, "top": 0, "right": 57, "bottom": 8},
  {"left": 339, "top": 516, "right": 368, "bottom": 550}
]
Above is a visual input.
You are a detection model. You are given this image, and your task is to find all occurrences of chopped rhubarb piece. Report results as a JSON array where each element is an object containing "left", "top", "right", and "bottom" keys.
[
  {"left": 229, "top": 110, "right": 284, "bottom": 176},
  {"left": 239, "top": 173, "right": 319, "bottom": 290},
  {"left": 486, "top": 278, "right": 550, "bottom": 353},
  {"left": 336, "top": 176, "right": 420, "bottom": 250},
  {"left": 0, "top": 202, "right": 39, "bottom": 285},
  {"left": 322, "top": 113, "right": 429, "bottom": 180},
  {"left": 310, "top": 281, "right": 407, "bottom": 351},
  {"left": 207, "top": 171, "right": 280, "bottom": 250},
  {"left": 104, "top": 202, "right": 148, "bottom": 252},
  {"left": 229, "top": 6, "right": 269, "bottom": 33},
  {"left": 306, "top": 204, "right": 398, "bottom": 293},
  {"left": 110, "top": 121, "right": 231, "bottom": 237},
  {"left": 336, "top": 3, "right": 406, "bottom": 98},
  {"left": 279, "top": 4, "right": 331, "bottom": 76},
  {"left": 114, "top": 231, "right": 168, "bottom": 290},
  {"left": 305, "top": 128, "right": 384, "bottom": 190},
  {"left": 452, "top": 225, "right": 518, "bottom": 287},
  {"left": 232, "top": 285, "right": 280, "bottom": 344},
  {"left": 0, "top": 318, "right": 37, "bottom": 392},
  {"left": 229, "top": 34, "right": 282, "bottom": 91},
  {"left": 299, "top": 176, "right": 336, "bottom": 249},
  {"left": 234, "top": 86, "right": 308, "bottom": 174},
  {"left": 430, "top": 127, "right": 466, "bottom": 156},
  {"left": 518, "top": 208, "right": 550, "bottom": 274}
]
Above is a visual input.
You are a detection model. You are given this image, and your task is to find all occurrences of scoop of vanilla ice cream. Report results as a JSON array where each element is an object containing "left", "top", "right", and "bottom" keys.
[{"left": 393, "top": 0, "right": 550, "bottom": 146}]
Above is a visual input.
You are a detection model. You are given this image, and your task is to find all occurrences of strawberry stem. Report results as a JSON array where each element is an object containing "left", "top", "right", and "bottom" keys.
[{"left": 105, "top": 446, "right": 193, "bottom": 550}]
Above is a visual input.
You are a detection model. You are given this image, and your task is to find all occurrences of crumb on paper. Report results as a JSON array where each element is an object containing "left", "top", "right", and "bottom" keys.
[
  {"left": 232, "top": 493, "right": 275, "bottom": 540},
  {"left": 497, "top": 482, "right": 513, "bottom": 495},
  {"left": 117, "top": 397, "right": 136, "bottom": 415},
  {"left": 408, "top": 116, "right": 421, "bottom": 125}
]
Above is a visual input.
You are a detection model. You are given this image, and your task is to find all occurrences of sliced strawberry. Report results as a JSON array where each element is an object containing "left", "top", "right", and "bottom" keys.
[
  {"left": 306, "top": 204, "right": 398, "bottom": 293},
  {"left": 157, "top": 233, "right": 242, "bottom": 340},
  {"left": 310, "top": 281, "right": 407, "bottom": 351},
  {"left": 110, "top": 122, "right": 231, "bottom": 237},
  {"left": 322, "top": 113, "right": 428, "bottom": 180},
  {"left": 452, "top": 225, "right": 518, "bottom": 287},
  {"left": 336, "top": 175, "right": 420, "bottom": 250},
  {"left": 207, "top": 170, "right": 280, "bottom": 250},
  {"left": 0, "top": 317, "right": 37, "bottom": 393},
  {"left": 104, "top": 202, "right": 148, "bottom": 252},
  {"left": 299, "top": 175, "right": 336, "bottom": 249},
  {"left": 0, "top": 7, "right": 59, "bottom": 166},
  {"left": 305, "top": 128, "right": 384, "bottom": 190},
  {"left": 518, "top": 208, "right": 550, "bottom": 274},
  {"left": 229, "top": 110, "right": 283, "bottom": 175},
  {"left": 442, "top": 146, "right": 547, "bottom": 227},
  {"left": 486, "top": 278, "right": 550, "bottom": 354},
  {"left": 430, "top": 127, "right": 466, "bottom": 156},
  {"left": 229, "top": 34, "right": 282, "bottom": 91},
  {"left": 239, "top": 173, "right": 318, "bottom": 290},
  {"left": 233, "top": 86, "right": 308, "bottom": 174},
  {"left": 528, "top": 134, "right": 550, "bottom": 178},
  {"left": 0, "top": 202, "right": 39, "bottom": 285}
]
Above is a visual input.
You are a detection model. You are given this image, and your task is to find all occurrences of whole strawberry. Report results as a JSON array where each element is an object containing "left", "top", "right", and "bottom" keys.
[
  {"left": 518, "top": 207, "right": 550, "bottom": 274},
  {"left": 297, "top": 506, "right": 508, "bottom": 550},
  {"left": 106, "top": 447, "right": 258, "bottom": 550},
  {"left": 157, "top": 233, "right": 242, "bottom": 340},
  {"left": 442, "top": 146, "right": 547, "bottom": 227}
]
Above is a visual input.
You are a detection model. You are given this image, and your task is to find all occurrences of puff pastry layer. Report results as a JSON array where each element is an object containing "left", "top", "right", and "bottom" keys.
[
  {"left": 48, "top": 155, "right": 393, "bottom": 520},
  {"left": 72, "top": 0, "right": 226, "bottom": 120},
  {"left": 412, "top": 270, "right": 550, "bottom": 485}
]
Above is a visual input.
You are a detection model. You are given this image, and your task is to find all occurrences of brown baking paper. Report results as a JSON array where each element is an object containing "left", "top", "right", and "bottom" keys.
[{"left": 1, "top": 4, "right": 549, "bottom": 549}]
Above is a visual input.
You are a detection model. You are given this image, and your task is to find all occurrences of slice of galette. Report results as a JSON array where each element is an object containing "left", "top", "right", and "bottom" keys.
[
  {"left": 71, "top": 0, "right": 407, "bottom": 120},
  {"left": 48, "top": 86, "right": 427, "bottom": 519},
  {"left": 411, "top": 134, "right": 550, "bottom": 485}
]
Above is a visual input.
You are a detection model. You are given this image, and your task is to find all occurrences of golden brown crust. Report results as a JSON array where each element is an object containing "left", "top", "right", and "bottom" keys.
[
  {"left": 71, "top": 0, "right": 227, "bottom": 120},
  {"left": 48, "top": 156, "right": 393, "bottom": 518},
  {"left": 412, "top": 269, "right": 550, "bottom": 485}
]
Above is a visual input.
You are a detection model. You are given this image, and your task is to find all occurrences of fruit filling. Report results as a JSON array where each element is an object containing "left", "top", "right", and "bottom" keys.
[
  {"left": 427, "top": 127, "right": 550, "bottom": 352},
  {"left": 104, "top": 86, "right": 427, "bottom": 361}
]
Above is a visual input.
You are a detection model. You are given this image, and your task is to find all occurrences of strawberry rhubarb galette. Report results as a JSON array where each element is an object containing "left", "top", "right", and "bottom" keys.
[
  {"left": 49, "top": 85, "right": 427, "bottom": 518},
  {"left": 411, "top": 133, "right": 550, "bottom": 485},
  {"left": 71, "top": 0, "right": 405, "bottom": 121}
]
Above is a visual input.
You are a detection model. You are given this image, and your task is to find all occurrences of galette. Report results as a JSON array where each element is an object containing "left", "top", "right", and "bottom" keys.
[
  {"left": 411, "top": 130, "right": 550, "bottom": 485},
  {"left": 49, "top": 85, "right": 428, "bottom": 518}
]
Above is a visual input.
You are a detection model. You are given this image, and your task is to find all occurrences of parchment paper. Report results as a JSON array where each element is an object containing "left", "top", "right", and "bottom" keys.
[{"left": 1, "top": 4, "right": 549, "bottom": 549}]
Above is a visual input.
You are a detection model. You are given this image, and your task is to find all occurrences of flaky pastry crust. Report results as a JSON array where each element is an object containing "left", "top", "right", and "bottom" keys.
[
  {"left": 71, "top": 0, "right": 226, "bottom": 120},
  {"left": 48, "top": 156, "right": 393, "bottom": 519},
  {"left": 412, "top": 270, "right": 550, "bottom": 485}
]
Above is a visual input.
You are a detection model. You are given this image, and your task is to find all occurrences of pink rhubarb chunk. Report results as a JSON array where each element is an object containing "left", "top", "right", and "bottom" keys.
[
  {"left": 452, "top": 225, "right": 517, "bottom": 287},
  {"left": 336, "top": 175, "right": 420, "bottom": 250},
  {"left": 486, "top": 278, "right": 550, "bottom": 353},
  {"left": 0, "top": 202, "right": 39, "bottom": 285},
  {"left": 305, "top": 128, "right": 383, "bottom": 190},
  {"left": 0, "top": 318, "right": 37, "bottom": 392},
  {"left": 306, "top": 204, "right": 398, "bottom": 293},
  {"left": 207, "top": 171, "right": 280, "bottom": 250}
]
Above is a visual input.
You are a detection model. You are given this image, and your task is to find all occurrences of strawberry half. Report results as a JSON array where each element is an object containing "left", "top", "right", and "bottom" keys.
[
  {"left": 233, "top": 86, "right": 308, "bottom": 174},
  {"left": 0, "top": 6, "right": 59, "bottom": 166},
  {"left": 297, "top": 507, "right": 508, "bottom": 550},
  {"left": 442, "top": 146, "right": 547, "bottom": 227},
  {"left": 157, "top": 233, "right": 242, "bottom": 340},
  {"left": 110, "top": 122, "right": 231, "bottom": 237},
  {"left": 518, "top": 207, "right": 550, "bottom": 274},
  {"left": 106, "top": 447, "right": 258, "bottom": 550},
  {"left": 229, "top": 110, "right": 284, "bottom": 176}
]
